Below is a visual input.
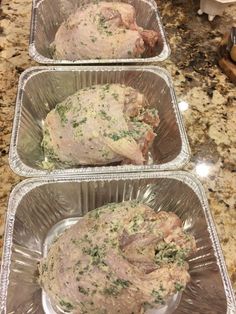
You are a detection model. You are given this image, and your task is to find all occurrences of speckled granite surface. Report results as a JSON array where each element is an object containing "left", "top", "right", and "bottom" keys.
[{"left": 0, "top": 0, "right": 235, "bottom": 291}]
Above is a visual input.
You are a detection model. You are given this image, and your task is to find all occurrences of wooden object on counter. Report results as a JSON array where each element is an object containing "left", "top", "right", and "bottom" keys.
[
  {"left": 230, "top": 45, "right": 236, "bottom": 61},
  {"left": 218, "top": 31, "right": 236, "bottom": 85},
  {"left": 229, "top": 26, "right": 236, "bottom": 62},
  {"left": 198, "top": 0, "right": 236, "bottom": 21}
]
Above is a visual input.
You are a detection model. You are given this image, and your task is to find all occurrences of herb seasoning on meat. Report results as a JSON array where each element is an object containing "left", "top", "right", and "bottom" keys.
[
  {"left": 39, "top": 201, "right": 196, "bottom": 313},
  {"left": 52, "top": 2, "right": 159, "bottom": 60},
  {"left": 42, "top": 84, "right": 160, "bottom": 167}
]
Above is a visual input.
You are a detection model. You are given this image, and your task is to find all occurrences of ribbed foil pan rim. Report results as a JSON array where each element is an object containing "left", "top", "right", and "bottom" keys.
[
  {"left": 29, "top": 0, "right": 171, "bottom": 64},
  {"left": 0, "top": 171, "right": 236, "bottom": 313},
  {"left": 9, "top": 65, "right": 191, "bottom": 177}
]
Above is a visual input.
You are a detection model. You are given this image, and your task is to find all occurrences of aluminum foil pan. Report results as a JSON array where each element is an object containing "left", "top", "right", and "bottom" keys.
[
  {"left": 29, "top": 0, "right": 170, "bottom": 64},
  {"left": 0, "top": 171, "right": 235, "bottom": 313},
  {"left": 9, "top": 66, "right": 190, "bottom": 177}
]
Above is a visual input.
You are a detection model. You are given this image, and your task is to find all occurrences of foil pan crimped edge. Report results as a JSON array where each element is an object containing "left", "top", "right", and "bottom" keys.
[
  {"left": 0, "top": 171, "right": 235, "bottom": 313},
  {"left": 9, "top": 65, "right": 191, "bottom": 177},
  {"left": 29, "top": 0, "right": 170, "bottom": 64}
]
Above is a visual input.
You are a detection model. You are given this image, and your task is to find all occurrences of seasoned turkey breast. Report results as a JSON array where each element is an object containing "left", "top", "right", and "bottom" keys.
[
  {"left": 39, "top": 201, "right": 196, "bottom": 314},
  {"left": 52, "top": 2, "right": 158, "bottom": 60},
  {"left": 42, "top": 84, "right": 160, "bottom": 166}
]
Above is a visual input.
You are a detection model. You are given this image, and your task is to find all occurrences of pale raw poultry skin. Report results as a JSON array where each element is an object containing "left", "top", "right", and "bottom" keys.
[
  {"left": 42, "top": 84, "right": 160, "bottom": 166},
  {"left": 39, "top": 201, "right": 196, "bottom": 314},
  {"left": 52, "top": 2, "right": 159, "bottom": 60}
]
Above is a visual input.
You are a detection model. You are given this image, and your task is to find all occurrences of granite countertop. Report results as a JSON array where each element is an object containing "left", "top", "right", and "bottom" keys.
[{"left": 0, "top": 0, "right": 235, "bottom": 291}]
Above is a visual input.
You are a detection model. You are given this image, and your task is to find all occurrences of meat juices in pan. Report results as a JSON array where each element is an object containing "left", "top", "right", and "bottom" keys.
[
  {"left": 39, "top": 201, "right": 196, "bottom": 314},
  {"left": 42, "top": 84, "right": 160, "bottom": 166},
  {"left": 51, "top": 2, "right": 158, "bottom": 60}
]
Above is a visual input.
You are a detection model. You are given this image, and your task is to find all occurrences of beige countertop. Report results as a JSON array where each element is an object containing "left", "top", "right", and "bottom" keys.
[{"left": 0, "top": 0, "right": 236, "bottom": 291}]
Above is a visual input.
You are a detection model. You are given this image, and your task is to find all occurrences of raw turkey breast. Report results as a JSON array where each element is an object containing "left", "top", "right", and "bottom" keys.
[
  {"left": 39, "top": 201, "right": 196, "bottom": 314},
  {"left": 52, "top": 1, "right": 159, "bottom": 60},
  {"left": 42, "top": 84, "right": 160, "bottom": 166}
]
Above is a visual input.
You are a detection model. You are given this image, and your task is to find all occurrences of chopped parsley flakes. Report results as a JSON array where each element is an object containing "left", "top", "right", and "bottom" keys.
[
  {"left": 59, "top": 299, "right": 74, "bottom": 312},
  {"left": 174, "top": 282, "right": 184, "bottom": 292},
  {"left": 103, "top": 278, "right": 131, "bottom": 296},
  {"left": 55, "top": 103, "right": 70, "bottom": 125},
  {"left": 154, "top": 243, "right": 188, "bottom": 266},
  {"left": 82, "top": 245, "right": 105, "bottom": 265},
  {"left": 151, "top": 289, "right": 165, "bottom": 305}
]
